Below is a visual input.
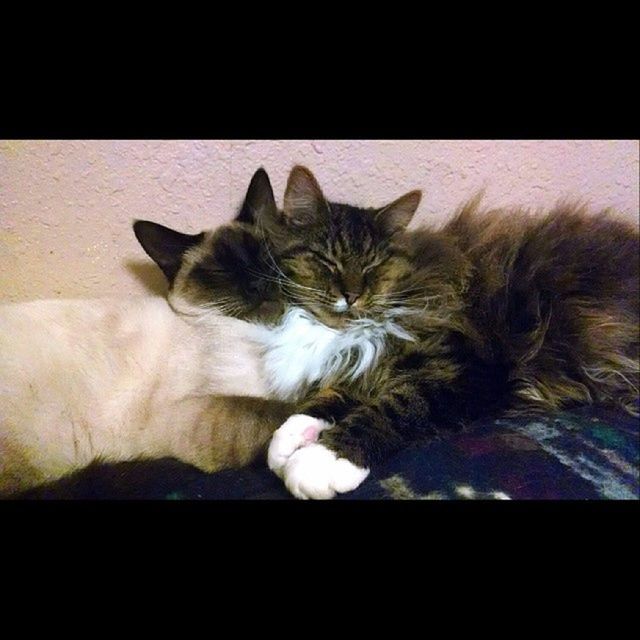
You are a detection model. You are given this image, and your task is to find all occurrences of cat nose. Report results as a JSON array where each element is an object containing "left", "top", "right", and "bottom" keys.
[{"left": 344, "top": 292, "right": 360, "bottom": 306}]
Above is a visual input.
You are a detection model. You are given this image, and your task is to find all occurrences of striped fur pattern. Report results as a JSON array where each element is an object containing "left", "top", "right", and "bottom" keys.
[{"left": 259, "top": 167, "right": 639, "bottom": 471}]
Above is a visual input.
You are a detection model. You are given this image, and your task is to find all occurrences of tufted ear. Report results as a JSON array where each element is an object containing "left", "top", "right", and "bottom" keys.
[
  {"left": 375, "top": 190, "right": 422, "bottom": 235},
  {"left": 133, "top": 220, "right": 204, "bottom": 283},
  {"left": 236, "top": 167, "right": 278, "bottom": 225},
  {"left": 282, "top": 165, "right": 330, "bottom": 226}
]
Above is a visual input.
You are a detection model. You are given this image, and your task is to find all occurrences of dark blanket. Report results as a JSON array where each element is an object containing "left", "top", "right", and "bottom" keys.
[{"left": 18, "top": 404, "right": 639, "bottom": 500}]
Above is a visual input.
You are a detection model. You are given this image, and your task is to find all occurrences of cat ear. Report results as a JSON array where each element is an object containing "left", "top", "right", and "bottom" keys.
[
  {"left": 283, "top": 165, "right": 329, "bottom": 226},
  {"left": 236, "top": 167, "right": 278, "bottom": 224},
  {"left": 133, "top": 220, "right": 205, "bottom": 283},
  {"left": 375, "top": 190, "right": 422, "bottom": 235}
]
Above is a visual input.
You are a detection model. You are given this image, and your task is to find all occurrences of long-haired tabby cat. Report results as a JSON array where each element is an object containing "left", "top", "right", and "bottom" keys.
[
  {"left": 0, "top": 169, "right": 293, "bottom": 496},
  {"left": 255, "top": 166, "right": 639, "bottom": 500}
]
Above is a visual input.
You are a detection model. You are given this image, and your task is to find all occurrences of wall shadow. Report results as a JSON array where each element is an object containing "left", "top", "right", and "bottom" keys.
[{"left": 124, "top": 260, "right": 169, "bottom": 297}]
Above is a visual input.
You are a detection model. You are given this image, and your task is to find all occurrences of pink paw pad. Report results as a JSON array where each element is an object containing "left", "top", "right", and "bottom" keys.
[{"left": 302, "top": 426, "right": 320, "bottom": 443}]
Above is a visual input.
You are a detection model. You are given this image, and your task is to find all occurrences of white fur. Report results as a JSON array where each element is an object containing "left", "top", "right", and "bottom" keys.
[
  {"left": 256, "top": 306, "right": 415, "bottom": 401},
  {"left": 267, "top": 414, "right": 331, "bottom": 476},
  {"left": 334, "top": 297, "right": 348, "bottom": 313},
  {"left": 282, "top": 443, "right": 370, "bottom": 500},
  {"left": 267, "top": 413, "right": 369, "bottom": 499},
  {"left": 0, "top": 296, "right": 270, "bottom": 492}
]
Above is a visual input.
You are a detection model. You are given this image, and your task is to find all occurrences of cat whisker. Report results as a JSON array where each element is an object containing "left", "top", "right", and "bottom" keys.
[
  {"left": 278, "top": 283, "right": 332, "bottom": 304},
  {"left": 371, "top": 285, "right": 430, "bottom": 298},
  {"left": 371, "top": 293, "right": 451, "bottom": 309}
]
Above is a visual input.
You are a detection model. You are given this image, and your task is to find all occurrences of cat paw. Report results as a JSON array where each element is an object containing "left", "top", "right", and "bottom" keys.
[
  {"left": 267, "top": 414, "right": 331, "bottom": 478},
  {"left": 282, "top": 443, "right": 370, "bottom": 500}
]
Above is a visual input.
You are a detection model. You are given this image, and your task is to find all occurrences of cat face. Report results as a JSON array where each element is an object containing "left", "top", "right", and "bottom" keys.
[
  {"left": 134, "top": 169, "right": 285, "bottom": 324},
  {"left": 257, "top": 166, "right": 423, "bottom": 328}
]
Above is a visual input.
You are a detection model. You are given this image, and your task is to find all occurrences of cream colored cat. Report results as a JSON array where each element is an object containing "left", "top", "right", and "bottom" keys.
[{"left": 0, "top": 171, "right": 292, "bottom": 496}]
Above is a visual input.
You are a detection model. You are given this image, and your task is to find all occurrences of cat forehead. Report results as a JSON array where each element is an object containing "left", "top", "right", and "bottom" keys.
[
  {"left": 327, "top": 202, "right": 379, "bottom": 227},
  {"left": 317, "top": 203, "right": 384, "bottom": 251}
]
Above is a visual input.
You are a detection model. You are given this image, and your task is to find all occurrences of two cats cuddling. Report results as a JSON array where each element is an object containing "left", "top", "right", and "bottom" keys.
[{"left": 1, "top": 165, "right": 638, "bottom": 499}]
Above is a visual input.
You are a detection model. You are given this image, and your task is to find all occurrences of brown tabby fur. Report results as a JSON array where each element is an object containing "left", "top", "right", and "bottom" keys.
[
  {"left": 444, "top": 197, "right": 639, "bottom": 415},
  {"left": 257, "top": 167, "right": 639, "bottom": 468}
]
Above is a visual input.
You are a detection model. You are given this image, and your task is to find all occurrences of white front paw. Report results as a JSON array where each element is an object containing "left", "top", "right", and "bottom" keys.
[
  {"left": 268, "top": 414, "right": 331, "bottom": 478},
  {"left": 282, "top": 443, "right": 370, "bottom": 500}
]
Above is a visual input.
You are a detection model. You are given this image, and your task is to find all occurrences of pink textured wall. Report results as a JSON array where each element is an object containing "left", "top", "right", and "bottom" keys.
[{"left": 1, "top": 140, "right": 638, "bottom": 302}]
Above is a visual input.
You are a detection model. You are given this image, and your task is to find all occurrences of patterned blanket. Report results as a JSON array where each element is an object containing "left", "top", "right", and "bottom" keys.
[
  {"left": 18, "top": 404, "right": 639, "bottom": 500},
  {"left": 354, "top": 405, "right": 639, "bottom": 500}
]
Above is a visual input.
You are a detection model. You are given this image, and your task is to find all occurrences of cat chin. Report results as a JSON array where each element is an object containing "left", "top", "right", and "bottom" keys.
[{"left": 305, "top": 305, "right": 378, "bottom": 330}]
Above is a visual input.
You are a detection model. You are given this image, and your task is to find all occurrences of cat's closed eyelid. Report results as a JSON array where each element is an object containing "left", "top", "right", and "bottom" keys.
[
  {"left": 308, "top": 251, "right": 339, "bottom": 272},
  {"left": 318, "top": 258, "right": 341, "bottom": 276},
  {"left": 362, "top": 258, "right": 386, "bottom": 274}
]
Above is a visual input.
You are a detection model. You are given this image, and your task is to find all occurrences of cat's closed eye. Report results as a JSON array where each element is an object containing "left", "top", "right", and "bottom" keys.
[
  {"left": 310, "top": 252, "right": 340, "bottom": 274},
  {"left": 362, "top": 254, "right": 389, "bottom": 274}
]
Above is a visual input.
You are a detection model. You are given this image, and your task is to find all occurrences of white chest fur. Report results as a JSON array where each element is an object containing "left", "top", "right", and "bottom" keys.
[{"left": 256, "top": 306, "right": 415, "bottom": 401}]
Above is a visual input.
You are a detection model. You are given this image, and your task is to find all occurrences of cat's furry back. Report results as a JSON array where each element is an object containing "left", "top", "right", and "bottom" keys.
[{"left": 441, "top": 198, "right": 639, "bottom": 415}]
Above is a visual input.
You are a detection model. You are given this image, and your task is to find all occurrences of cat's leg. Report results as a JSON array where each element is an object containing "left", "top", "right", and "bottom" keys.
[
  {"left": 266, "top": 389, "right": 371, "bottom": 499},
  {"left": 178, "top": 395, "right": 295, "bottom": 473},
  {"left": 266, "top": 390, "right": 355, "bottom": 498},
  {"left": 268, "top": 384, "right": 434, "bottom": 500}
]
